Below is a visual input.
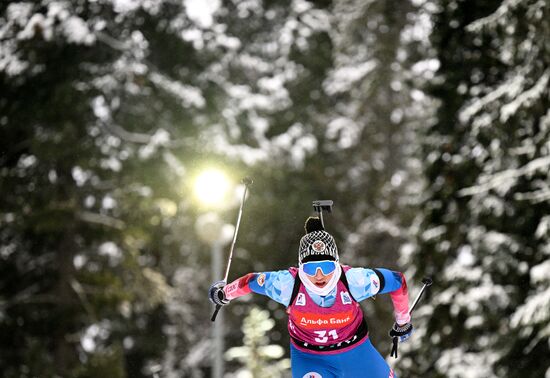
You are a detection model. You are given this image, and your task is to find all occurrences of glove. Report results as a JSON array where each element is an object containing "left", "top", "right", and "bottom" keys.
[
  {"left": 389, "top": 322, "right": 413, "bottom": 358},
  {"left": 209, "top": 281, "right": 229, "bottom": 306},
  {"left": 389, "top": 322, "right": 414, "bottom": 342}
]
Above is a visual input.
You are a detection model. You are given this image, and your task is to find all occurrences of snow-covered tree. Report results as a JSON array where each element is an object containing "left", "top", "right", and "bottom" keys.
[
  {"left": 314, "top": 0, "right": 434, "bottom": 347},
  {"left": 225, "top": 307, "right": 290, "bottom": 378},
  {"left": 0, "top": 1, "right": 228, "bottom": 376},
  {"left": 404, "top": 0, "right": 550, "bottom": 377}
]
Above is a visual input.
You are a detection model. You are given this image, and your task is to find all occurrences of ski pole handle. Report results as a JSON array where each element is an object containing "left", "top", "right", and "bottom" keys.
[
  {"left": 210, "top": 281, "right": 227, "bottom": 322},
  {"left": 409, "top": 277, "right": 433, "bottom": 315},
  {"left": 211, "top": 304, "right": 221, "bottom": 322}
]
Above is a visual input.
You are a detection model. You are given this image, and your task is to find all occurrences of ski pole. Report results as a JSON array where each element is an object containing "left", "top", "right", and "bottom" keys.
[
  {"left": 211, "top": 177, "right": 253, "bottom": 322},
  {"left": 391, "top": 277, "right": 432, "bottom": 358}
]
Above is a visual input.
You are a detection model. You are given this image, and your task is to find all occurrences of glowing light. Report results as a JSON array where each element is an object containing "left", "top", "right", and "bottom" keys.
[{"left": 194, "top": 169, "right": 230, "bottom": 206}]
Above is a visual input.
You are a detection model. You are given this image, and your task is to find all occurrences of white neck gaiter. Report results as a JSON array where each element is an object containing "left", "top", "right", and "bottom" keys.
[{"left": 298, "top": 263, "right": 341, "bottom": 296}]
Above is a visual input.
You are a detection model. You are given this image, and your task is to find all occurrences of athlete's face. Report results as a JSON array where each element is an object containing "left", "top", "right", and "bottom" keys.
[{"left": 306, "top": 268, "right": 335, "bottom": 288}]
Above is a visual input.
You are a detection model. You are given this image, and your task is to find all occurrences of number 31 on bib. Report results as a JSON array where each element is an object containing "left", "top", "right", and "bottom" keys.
[{"left": 314, "top": 329, "right": 338, "bottom": 343}]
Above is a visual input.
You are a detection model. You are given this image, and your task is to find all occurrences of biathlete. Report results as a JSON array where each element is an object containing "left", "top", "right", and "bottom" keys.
[{"left": 209, "top": 217, "right": 413, "bottom": 378}]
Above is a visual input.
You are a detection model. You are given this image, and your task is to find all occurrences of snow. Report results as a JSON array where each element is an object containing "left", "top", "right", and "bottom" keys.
[
  {"left": 98, "top": 241, "right": 122, "bottom": 263},
  {"left": 100, "top": 156, "right": 122, "bottom": 172},
  {"left": 421, "top": 225, "right": 446, "bottom": 241},
  {"left": 298, "top": 8, "right": 330, "bottom": 32},
  {"left": 500, "top": 70, "right": 550, "bottom": 122},
  {"left": 92, "top": 96, "right": 111, "bottom": 121},
  {"left": 72, "top": 166, "right": 90, "bottom": 187},
  {"left": 411, "top": 58, "right": 440, "bottom": 78},
  {"left": 530, "top": 259, "right": 550, "bottom": 285},
  {"left": 456, "top": 245, "right": 475, "bottom": 266},
  {"left": 16, "top": 154, "right": 37, "bottom": 169},
  {"left": 535, "top": 216, "right": 550, "bottom": 239},
  {"left": 16, "top": 2, "right": 95, "bottom": 45},
  {"left": 0, "top": 40, "right": 29, "bottom": 76},
  {"left": 326, "top": 117, "right": 360, "bottom": 149},
  {"left": 101, "top": 196, "right": 116, "bottom": 210},
  {"left": 459, "top": 155, "right": 550, "bottom": 197},
  {"left": 149, "top": 72, "right": 206, "bottom": 109},
  {"left": 184, "top": 0, "right": 221, "bottom": 29},
  {"left": 461, "top": 283, "right": 509, "bottom": 312},
  {"left": 511, "top": 286, "right": 550, "bottom": 328},
  {"left": 180, "top": 28, "right": 204, "bottom": 50},
  {"left": 60, "top": 17, "right": 95, "bottom": 45},
  {"left": 17, "top": 13, "right": 52, "bottom": 40},
  {"left": 5, "top": 2, "right": 34, "bottom": 26},
  {"left": 466, "top": 0, "right": 523, "bottom": 32},
  {"left": 112, "top": 0, "right": 141, "bottom": 14},
  {"left": 459, "top": 69, "right": 525, "bottom": 125},
  {"left": 80, "top": 322, "right": 111, "bottom": 353},
  {"left": 435, "top": 348, "right": 498, "bottom": 378},
  {"left": 73, "top": 254, "right": 87, "bottom": 269},
  {"left": 464, "top": 315, "right": 484, "bottom": 329},
  {"left": 238, "top": 54, "right": 273, "bottom": 73},
  {"left": 0, "top": 243, "right": 17, "bottom": 259},
  {"left": 323, "top": 61, "right": 377, "bottom": 95},
  {"left": 471, "top": 195, "right": 506, "bottom": 217},
  {"left": 110, "top": 0, "right": 164, "bottom": 16},
  {"left": 442, "top": 263, "right": 483, "bottom": 284},
  {"left": 225, "top": 82, "right": 290, "bottom": 112}
]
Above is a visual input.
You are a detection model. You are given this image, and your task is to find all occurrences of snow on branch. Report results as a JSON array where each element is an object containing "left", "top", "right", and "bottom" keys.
[
  {"left": 514, "top": 188, "right": 550, "bottom": 203},
  {"left": 92, "top": 96, "right": 155, "bottom": 144},
  {"left": 458, "top": 67, "right": 526, "bottom": 124},
  {"left": 510, "top": 286, "right": 550, "bottom": 332},
  {"left": 77, "top": 211, "right": 125, "bottom": 229},
  {"left": 149, "top": 72, "right": 206, "bottom": 109},
  {"left": 458, "top": 155, "right": 550, "bottom": 197},
  {"left": 465, "top": 0, "right": 522, "bottom": 32},
  {"left": 96, "top": 31, "right": 131, "bottom": 51},
  {"left": 500, "top": 70, "right": 549, "bottom": 123},
  {"left": 323, "top": 60, "right": 377, "bottom": 95}
]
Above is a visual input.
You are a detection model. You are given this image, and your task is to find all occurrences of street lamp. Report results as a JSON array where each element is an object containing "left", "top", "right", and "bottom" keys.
[
  {"left": 194, "top": 169, "right": 234, "bottom": 378},
  {"left": 194, "top": 169, "right": 231, "bottom": 207}
]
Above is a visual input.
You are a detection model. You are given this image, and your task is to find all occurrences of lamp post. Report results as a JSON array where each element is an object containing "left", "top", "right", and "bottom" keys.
[{"left": 194, "top": 170, "right": 233, "bottom": 378}]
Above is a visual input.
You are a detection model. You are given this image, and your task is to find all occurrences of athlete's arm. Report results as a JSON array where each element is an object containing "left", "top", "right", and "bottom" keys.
[
  {"left": 346, "top": 268, "right": 411, "bottom": 325},
  {"left": 223, "top": 270, "right": 295, "bottom": 306}
]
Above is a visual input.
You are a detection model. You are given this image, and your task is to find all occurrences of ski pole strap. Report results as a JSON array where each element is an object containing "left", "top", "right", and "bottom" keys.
[
  {"left": 391, "top": 336, "right": 399, "bottom": 358},
  {"left": 389, "top": 323, "right": 413, "bottom": 358},
  {"left": 211, "top": 304, "right": 221, "bottom": 322}
]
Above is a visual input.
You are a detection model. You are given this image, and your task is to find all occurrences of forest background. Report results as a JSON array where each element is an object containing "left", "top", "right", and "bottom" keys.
[{"left": 1, "top": 0, "right": 549, "bottom": 377}]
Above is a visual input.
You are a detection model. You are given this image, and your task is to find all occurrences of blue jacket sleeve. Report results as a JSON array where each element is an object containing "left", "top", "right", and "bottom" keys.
[
  {"left": 375, "top": 268, "right": 405, "bottom": 294},
  {"left": 248, "top": 270, "right": 295, "bottom": 306},
  {"left": 346, "top": 267, "right": 404, "bottom": 301}
]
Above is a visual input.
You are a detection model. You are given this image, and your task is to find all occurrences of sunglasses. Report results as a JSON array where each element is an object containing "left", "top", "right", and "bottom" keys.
[{"left": 302, "top": 260, "right": 337, "bottom": 276}]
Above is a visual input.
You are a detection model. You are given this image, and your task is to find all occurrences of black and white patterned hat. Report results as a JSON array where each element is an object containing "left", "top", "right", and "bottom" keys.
[{"left": 298, "top": 217, "right": 339, "bottom": 264}]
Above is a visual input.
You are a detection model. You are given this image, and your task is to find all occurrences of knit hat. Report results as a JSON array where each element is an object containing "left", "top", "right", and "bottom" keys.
[{"left": 298, "top": 217, "right": 339, "bottom": 264}]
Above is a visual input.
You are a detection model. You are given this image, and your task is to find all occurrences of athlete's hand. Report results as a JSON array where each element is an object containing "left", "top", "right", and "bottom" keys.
[
  {"left": 209, "top": 281, "right": 229, "bottom": 306},
  {"left": 389, "top": 322, "right": 414, "bottom": 343}
]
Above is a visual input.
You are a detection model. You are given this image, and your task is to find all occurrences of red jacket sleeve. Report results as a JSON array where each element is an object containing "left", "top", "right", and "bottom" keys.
[
  {"left": 223, "top": 273, "right": 256, "bottom": 300},
  {"left": 390, "top": 272, "right": 411, "bottom": 325}
]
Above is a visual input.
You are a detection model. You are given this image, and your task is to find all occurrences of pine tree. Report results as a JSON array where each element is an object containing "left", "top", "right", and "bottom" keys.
[
  {"left": 404, "top": 1, "right": 550, "bottom": 377},
  {"left": 318, "top": 0, "right": 428, "bottom": 345},
  {"left": 0, "top": 1, "right": 221, "bottom": 376},
  {"left": 225, "top": 307, "right": 290, "bottom": 378}
]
